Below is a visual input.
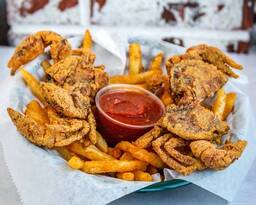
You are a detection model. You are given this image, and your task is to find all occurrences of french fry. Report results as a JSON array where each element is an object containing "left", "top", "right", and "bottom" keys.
[
  {"left": 116, "top": 172, "right": 135, "bottom": 181},
  {"left": 84, "top": 144, "right": 114, "bottom": 161},
  {"left": 120, "top": 152, "right": 134, "bottom": 161},
  {"left": 161, "top": 91, "right": 173, "bottom": 106},
  {"left": 25, "top": 100, "right": 49, "bottom": 124},
  {"left": 148, "top": 52, "right": 164, "bottom": 72},
  {"left": 223, "top": 93, "right": 237, "bottom": 120},
  {"left": 133, "top": 170, "right": 153, "bottom": 181},
  {"left": 88, "top": 111, "right": 98, "bottom": 144},
  {"left": 55, "top": 147, "right": 75, "bottom": 161},
  {"left": 95, "top": 131, "right": 108, "bottom": 153},
  {"left": 40, "top": 60, "right": 51, "bottom": 71},
  {"left": 68, "top": 143, "right": 114, "bottom": 161},
  {"left": 68, "top": 156, "right": 84, "bottom": 170},
  {"left": 116, "top": 141, "right": 165, "bottom": 169},
  {"left": 161, "top": 76, "right": 173, "bottom": 106},
  {"left": 82, "top": 160, "right": 147, "bottom": 174},
  {"left": 68, "top": 141, "right": 88, "bottom": 157},
  {"left": 107, "top": 147, "right": 122, "bottom": 159},
  {"left": 212, "top": 88, "right": 226, "bottom": 119},
  {"left": 20, "top": 68, "right": 44, "bottom": 102},
  {"left": 128, "top": 43, "right": 143, "bottom": 75},
  {"left": 110, "top": 71, "right": 154, "bottom": 84},
  {"left": 82, "top": 30, "right": 92, "bottom": 52}
]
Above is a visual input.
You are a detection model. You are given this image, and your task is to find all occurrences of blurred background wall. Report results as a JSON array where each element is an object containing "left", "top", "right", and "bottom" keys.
[{"left": 1, "top": 0, "right": 256, "bottom": 53}]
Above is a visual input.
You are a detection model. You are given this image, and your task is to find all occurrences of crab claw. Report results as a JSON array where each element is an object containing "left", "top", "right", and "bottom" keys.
[
  {"left": 190, "top": 139, "right": 247, "bottom": 169},
  {"left": 8, "top": 31, "right": 71, "bottom": 75},
  {"left": 152, "top": 134, "right": 205, "bottom": 176},
  {"left": 164, "top": 137, "right": 197, "bottom": 166},
  {"left": 185, "top": 44, "right": 242, "bottom": 78},
  {"left": 7, "top": 108, "right": 89, "bottom": 148}
]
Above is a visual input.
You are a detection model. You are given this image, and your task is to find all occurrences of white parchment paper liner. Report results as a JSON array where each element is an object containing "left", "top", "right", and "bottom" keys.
[{"left": 0, "top": 30, "right": 255, "bottom": 204}]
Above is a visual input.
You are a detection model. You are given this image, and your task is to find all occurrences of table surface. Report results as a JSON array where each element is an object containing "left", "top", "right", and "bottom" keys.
[{"left": 0, "top": 46, "right": 255, "bottom": 205}]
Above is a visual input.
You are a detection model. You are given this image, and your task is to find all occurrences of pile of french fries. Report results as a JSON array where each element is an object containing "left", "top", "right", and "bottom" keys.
[
  {"left": 67, "top": 139, "right": 164, "bottom": 181},
  {"left": 110, "top": 43, "right": 173, "bottom": 106}
]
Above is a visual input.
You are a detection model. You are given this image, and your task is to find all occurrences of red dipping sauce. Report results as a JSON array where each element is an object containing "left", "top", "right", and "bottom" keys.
[{"left": 95, "top": 84, "right": 165, "bottom": 145}]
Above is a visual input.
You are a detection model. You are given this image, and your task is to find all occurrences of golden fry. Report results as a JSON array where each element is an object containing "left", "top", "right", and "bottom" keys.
[
  {"left": 95, "top": 131, "right": 108, "bottom": 153},
  {"left": 68, "top": 141, "right": 88, "bottom": 157},
  {"left": 68, "top": 156, "right": 84, "bottom": 169},
  {"left": 25, "top": 100, "right": 49, "bottom": 124},
  {"left": 82, "top": 30, "right": 92, "bottom": 52},
  {"left": 134, "top": 170, "right": 153, "bottom": 181},
  {"left": 212, "top": 88, "right": 226, "bottom": 119},
  {"left": 116, "top": 141, "right": 165, "bottom": 169},
  {"left": 40, "top": 60, "right": 51, "bottom": 72},
  {"left": 107, "top": 147, "right": 122, "bottom": 159},
  {"left": 110, "top": 71, "right": 154, "bottom": 84},
  {"left": 120, "top": 152, "right": 134, "bottom": 161},
  {"left": 223, "top": 93, "right": 237, "bottom": 120},
  {"left": 82, "top": 160, "right": 147, "bottom": 174},
  {"left": 161, "top": 76, "right": 173, "bottom": 106},
  {"left": 69, "top": 142, "right": 114, "bottom": 161},
  {"left": 55, "top": 147, "right": 75, "bottom": 161},
  {"left": 83, "top": 144, "right": 114, "bottom": 160},
  {"left": 20, "top": 68, "right": 44, "bottom": 102},
  {"left": 161, "top": 91, "right": 173, "bottom": 106},
  {"left": 128, "top": 43, "right": 143, "bottom": 75},
  {"left": 149, "top": 52, "right": 164, "bottom": 72},
  {"left": 116, "top": 172, "right": 135, "bottom": 181}
]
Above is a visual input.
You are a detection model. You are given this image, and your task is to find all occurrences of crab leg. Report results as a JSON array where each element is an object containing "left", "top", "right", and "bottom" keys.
[
  {"left": 7, "top": 108, "right": 89, "bottom": 148},
  {"left": 8, "top": 31, "right": 71, "bottom": 74},
  {"left": 190, "top": 140, "right": 247, "bottom": 169},
  {"left": 164, "top": 137, "right": 196, "bottom": 166},
  {"left": 152, "top": 134, "right": 202, "bottom": 176}
]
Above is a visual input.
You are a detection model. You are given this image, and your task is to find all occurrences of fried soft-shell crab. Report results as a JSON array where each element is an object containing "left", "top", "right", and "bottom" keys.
[
  {"left": 7, "top": 31, "right": 108, "bottom": 148},
  {"left": 8, "top": 31, "right": 71, "bottom": 75},
  {"left": 161, "top": 104, "right": 229, "bottom": 141},
  {"left": 152, "top": 134, "right": 205, "bottom": 176},
  {"left": 7, "top": 108, "right": 90, "bottom": 148},
  {"left": 152, "top": 133, "right": 247, "bottom": 175},
  {"left": 149, "top": 98, "right": 246, "bottom": 175},
  {"left": 43, "top": 55, "right": 108, "bottom": 101},
  {"left": 167, "top": 44, "right": 242, "bottom": 105},
  {"left": 190, "top": 140, "right": 247, "bottom": 170}
]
